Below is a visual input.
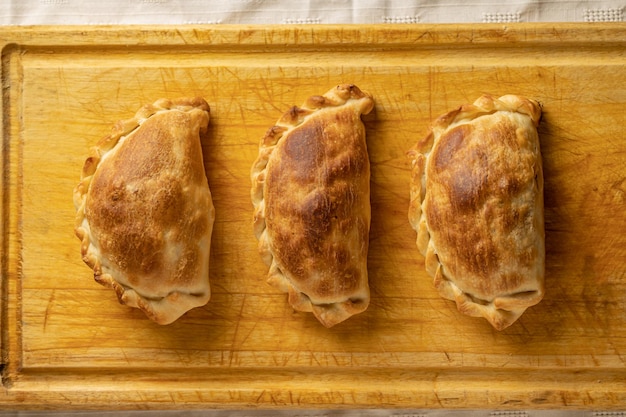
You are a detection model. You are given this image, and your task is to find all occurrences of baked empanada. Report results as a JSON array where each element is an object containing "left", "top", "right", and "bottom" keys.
[
  {"left": 251, "top": 84, "right": 374, "bottom": 328},
  {"left": 74, "top": 97, "right": 214, "bottom": 325},
  {"left": 408, "top": 94, "right": 544, "bottom": 330}
]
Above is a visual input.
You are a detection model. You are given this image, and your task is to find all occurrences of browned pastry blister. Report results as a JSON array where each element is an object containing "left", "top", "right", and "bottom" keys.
[
  {"left": 408, "top": 94, "right": 545, "bottom": 330},
  {"left": 251, "top": 84, "right": 375, "bottom": 328},
  {"left": 74, "top": 97, "right": 214, "bottom": 325}
]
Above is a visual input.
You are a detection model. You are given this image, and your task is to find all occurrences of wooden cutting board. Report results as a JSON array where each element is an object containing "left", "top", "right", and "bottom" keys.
[{"left": 1, "top": 23, "right": 625, "bottom": 410}]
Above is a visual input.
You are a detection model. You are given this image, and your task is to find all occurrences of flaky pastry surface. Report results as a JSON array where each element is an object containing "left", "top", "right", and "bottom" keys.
[
  {"left": 408, "top": 94, "right": 545, "bottom": 330},
  {"left": 74, "top": 97, "right": 214, "bottom": 325},
  {"left": 251, "top": 84, "right": 374, "bottom": 327}
]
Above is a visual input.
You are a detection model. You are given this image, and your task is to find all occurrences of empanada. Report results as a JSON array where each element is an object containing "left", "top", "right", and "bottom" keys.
[
  {"left": 251, "top": 84, "right": 374, "bottom": 327},
  {"left": 74, "top": 97, "right": 214, "bottom": 325},
  {"left": 408, "top": 94, "right": 544, "bottom": 330}
]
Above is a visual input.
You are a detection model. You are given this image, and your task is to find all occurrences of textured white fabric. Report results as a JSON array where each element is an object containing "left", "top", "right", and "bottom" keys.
[{"left": 0, "top": 0, "right": 623, "bottom": 25}]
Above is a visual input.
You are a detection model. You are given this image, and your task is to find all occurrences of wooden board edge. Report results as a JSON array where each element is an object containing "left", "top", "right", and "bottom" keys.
[
  {"left": 0, "top": 23, "right": 625, "bottom": 50},
  {"left": 1, "top": 367, "right": 625, "bottom": 410},
  {"left": 0, "top": 40, "right": 12, "bottom": 379},
  {"left": 0, "top": 41, "right": 24, "bottom": 388}
]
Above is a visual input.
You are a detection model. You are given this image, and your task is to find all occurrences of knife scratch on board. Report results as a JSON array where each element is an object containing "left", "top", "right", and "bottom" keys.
[
  {"left": 174, "top": 28, "right": 189, "bottom": 45},
  {"left": 42, "top": 289, "right": 56, "bottom": 331}
]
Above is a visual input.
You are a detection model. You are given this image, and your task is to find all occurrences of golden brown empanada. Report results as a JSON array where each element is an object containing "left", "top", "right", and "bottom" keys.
[
  {"left": 251, "top": 84, "right": 374, "bottom": 327},
  {"left": 408, "top": 94, "right": 544, "bottom": 330},
  {"left": 74, "top": 97, "right": 214, "bottom": 325}
]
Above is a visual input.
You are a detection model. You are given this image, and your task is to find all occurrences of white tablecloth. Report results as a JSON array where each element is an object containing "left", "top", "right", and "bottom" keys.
[{"left": 0, "top": 0, "right": 624, "bottom": 25}]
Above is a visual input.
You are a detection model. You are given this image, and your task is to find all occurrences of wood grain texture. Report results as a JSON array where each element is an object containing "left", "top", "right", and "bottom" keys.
[{"left": 1, "top": 23, "right": 626, "bottom": 410}]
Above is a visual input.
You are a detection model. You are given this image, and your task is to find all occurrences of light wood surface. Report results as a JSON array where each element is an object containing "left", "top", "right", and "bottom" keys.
[{"left": 1, "top": 23, "right": 625, "bottom": 410}]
